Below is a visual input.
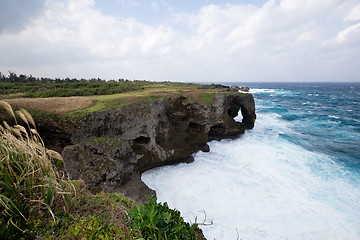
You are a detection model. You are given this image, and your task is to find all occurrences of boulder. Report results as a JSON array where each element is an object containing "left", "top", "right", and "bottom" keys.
[{"left": 199, "top": 143, "right": 210, "bottom": 152}]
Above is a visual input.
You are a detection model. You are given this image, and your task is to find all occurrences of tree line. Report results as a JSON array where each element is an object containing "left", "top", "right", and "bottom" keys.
[
  {"left": 0, "top": 71, "right": 133, "bottom": 83},
  {"left": 0, "top": 72, "right": 150, "bottom": 98}
]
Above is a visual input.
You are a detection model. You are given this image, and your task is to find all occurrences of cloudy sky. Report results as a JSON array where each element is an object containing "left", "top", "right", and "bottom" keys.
[{"left": 1, "top": 0, "right": 359, "bottom": 82}]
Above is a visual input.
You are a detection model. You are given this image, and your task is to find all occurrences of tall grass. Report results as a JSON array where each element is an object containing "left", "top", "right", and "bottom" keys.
[{"left": 0, "top": 101, "right": 75, "bottom": 238}]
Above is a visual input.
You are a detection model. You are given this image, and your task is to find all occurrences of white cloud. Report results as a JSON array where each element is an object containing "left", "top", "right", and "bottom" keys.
[
  {"left": 344, "top": 4, "right": 360, "bottom": 22},
  {"left": 323, "top": 22, "right": 360, "bottom": 46},
  {"left": 0, "top": 0, "right": 359, "bottom": 82},
  {"left": 336, "top": 23, "right": 360, "bottom": 45},
  {"left": 1, "top": 0, "right": 177, "bottom": 60},
  {"left": 296, "top": 31, "right": 319, "bottom": 42}
]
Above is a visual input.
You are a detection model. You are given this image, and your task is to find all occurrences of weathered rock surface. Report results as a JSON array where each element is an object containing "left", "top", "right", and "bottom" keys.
[
  {"left": 61, "top": 91, "right": 256, "bottom": 201},
  {"left": 62, "top": 137, "right": 155, "bottom": 202}
]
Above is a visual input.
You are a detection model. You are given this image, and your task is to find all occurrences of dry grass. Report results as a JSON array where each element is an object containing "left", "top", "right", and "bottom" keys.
[
  {"left": 4, "top": 96, "right": 95, "bottom": 114},
  {"left": 0, "top": 102, "right": 75, "bottom": 237}
]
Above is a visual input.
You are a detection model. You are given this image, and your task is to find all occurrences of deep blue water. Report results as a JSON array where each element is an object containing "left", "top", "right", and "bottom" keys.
[
  {"left": 143, "top": 82, "right": 360, "bottom": 239},
  {"left": 240, "top": 82, "right": 360, "bottom": 169}
]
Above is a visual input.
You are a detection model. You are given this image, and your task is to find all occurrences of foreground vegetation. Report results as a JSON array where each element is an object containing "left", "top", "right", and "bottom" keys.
[{"left": 0, "top": 102, "right": 205, "bottom": 239}]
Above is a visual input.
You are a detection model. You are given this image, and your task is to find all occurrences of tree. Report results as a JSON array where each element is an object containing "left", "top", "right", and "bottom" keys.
[{"left": 8, "top": 71, "right": 18, "bottom": 82}]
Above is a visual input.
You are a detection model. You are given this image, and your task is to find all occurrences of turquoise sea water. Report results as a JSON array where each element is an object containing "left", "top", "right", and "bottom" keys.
[{"left": 142, "top": 82, "right": 360, "bottom": 240}]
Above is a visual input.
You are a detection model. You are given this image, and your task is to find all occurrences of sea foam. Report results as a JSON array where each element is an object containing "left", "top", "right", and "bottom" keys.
[{"left": 142, "top": 111, "right": 360, "bottom": 240}]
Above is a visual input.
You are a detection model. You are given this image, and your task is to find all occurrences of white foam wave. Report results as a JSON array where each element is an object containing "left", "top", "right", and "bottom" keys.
[
  {"left": 249, "top": 89, "right": 277, "bottom": 94},
  {"left": 249, "top": 88, "right": 297, "bottom": 97},
  {"left": 142, "top": 112, "right": 360, "bottom": 240}
]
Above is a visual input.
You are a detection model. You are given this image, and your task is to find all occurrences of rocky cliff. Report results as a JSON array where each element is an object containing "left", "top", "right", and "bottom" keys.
[{"left": 61, "top": 91, "right": 256, "bottom": 201}]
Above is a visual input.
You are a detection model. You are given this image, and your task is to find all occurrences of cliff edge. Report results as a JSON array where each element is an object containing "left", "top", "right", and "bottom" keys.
[{"left": 62, "top": 90, "right": 256, "bottom": 201}]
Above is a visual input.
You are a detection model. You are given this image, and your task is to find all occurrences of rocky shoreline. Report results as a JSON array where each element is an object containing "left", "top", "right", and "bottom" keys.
[{"left": 37, "top": 87, "right": 256, "bottom": 202}]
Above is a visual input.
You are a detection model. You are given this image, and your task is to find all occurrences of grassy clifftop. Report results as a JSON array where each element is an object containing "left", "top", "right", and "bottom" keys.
[{"left": 1, "top": 78, "right": 237, "bottom": 121}]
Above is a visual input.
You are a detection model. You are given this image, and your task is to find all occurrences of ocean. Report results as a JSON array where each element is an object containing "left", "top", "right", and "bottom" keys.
[{"left": 142, "top": 82, "right": 360, "bottom": 240}]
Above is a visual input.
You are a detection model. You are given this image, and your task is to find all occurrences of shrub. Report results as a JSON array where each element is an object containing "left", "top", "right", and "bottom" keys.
[{"left": 128, "top": 197, "right": 197, "bottom": 240}]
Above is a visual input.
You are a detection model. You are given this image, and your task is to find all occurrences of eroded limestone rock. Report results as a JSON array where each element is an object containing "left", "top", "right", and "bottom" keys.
[{"left": 62, "top": 91, "right": 256, "bottom": 201}]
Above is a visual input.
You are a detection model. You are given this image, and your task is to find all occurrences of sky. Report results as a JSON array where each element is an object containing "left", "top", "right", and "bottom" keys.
[{"left": 0, "top": 0, "right": 360, "bottom": 82}]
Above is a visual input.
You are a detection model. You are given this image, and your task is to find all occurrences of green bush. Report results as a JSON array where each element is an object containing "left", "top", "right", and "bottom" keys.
[{"left": 128, "top": 197, "right": 197, "bottom": 240}]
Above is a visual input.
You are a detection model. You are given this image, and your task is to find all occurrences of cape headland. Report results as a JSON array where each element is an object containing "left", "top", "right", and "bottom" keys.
[{"left": 2, "top": 82, "right": 256, "bottom": 202}]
